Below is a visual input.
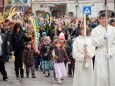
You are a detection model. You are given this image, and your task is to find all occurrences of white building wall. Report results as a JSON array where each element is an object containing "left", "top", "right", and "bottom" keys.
[
  {"left": 67, "top": 0, "right": 114, "bottom": 18},
  {"left": 67, "top": 3, "right": 76, "bottom": 17},
  {"left": 32, "top": 3, "right": 50, "bottom": 16},
  {"left": 32, "top": 0, "right": 114, "bottom": 18}
]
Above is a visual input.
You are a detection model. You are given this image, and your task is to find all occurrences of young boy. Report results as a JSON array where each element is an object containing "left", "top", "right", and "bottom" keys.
[{"left": 22, "top": 41, "right": 36, "bottom": 78}]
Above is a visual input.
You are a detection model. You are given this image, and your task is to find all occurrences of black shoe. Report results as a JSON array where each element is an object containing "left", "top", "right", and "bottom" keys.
[
  {"left": 26, "top": 74, "right": 29, "bottom": 78},
  {"left": 6, "top": 60, "right": 9, "bottom": 62},
  {"left": 68, "top": 74, "right": 72, "bottom": 77},
  {"left": 16, "top": 75, "right": 19, "bottom": 78},
  {"left": 36, "top": 68, "right": 39, "bottom": 71},
  {"left": 48, "top": 73, "right": 50, "bottom": 76},
  {"left": 21, "top": 76, "right": 24, "bottom": 78},
  {"left": 32, "top": 75, "right": 36, "bottom": 78},
  {"left": 3, "top": 76, "right": 8, "bottom": 81},
  {"left": 40, "top": 68, "right": 43, "bottom": 71},
  {"left": 45, "top": 74, "right": 49, "bottom": 77},
  {"left": 43, "top": 71, "right": 45, "bottom": 74},
  {"left": 26, "top": 76, "right": 29, "bottom": 78}
]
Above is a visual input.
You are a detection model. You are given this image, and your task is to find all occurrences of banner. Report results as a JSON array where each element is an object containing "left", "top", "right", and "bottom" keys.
[
  {"left": 0, "top": 0, "right": 3, "bottom": 8},
  {"left": 21, "top": 6, "right": 25, "bottom": 15}
]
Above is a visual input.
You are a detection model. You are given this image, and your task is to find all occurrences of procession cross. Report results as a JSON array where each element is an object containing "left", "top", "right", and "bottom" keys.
[{"left": 104, "top": 0, "right": 111, "bottom": 86}]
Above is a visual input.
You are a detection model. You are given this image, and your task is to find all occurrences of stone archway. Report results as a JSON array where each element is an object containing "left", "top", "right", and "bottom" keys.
[
  {"left": 36, "top": 10, "right": 46, "bottom": 17},
  {"left": 50, "top": 3, "right": 66, "bottom": 18}
]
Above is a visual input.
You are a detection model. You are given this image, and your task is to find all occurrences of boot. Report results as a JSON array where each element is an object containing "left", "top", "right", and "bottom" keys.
[
  {"left": 26, "top": 74, "right": 29, "bottom": 78},
  {"left": 16, "top": 75, "right": 19, "bottom": 78},
  {"left": 32, "top": 75, "right": 36, "bottom": 78},
  {"left": 21, "top": 75, "right": 24, "bottom": 78},
  {"left": 3, "top": 76, "right": 8, "bottom": 81}
]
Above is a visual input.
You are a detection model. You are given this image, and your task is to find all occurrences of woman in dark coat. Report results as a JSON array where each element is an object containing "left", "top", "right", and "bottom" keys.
[{"left": 11, "top": 23, "right": 31, "bottom": 78}]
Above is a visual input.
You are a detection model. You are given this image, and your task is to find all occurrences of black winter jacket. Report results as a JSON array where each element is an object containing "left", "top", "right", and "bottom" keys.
[{"left": 11, "top": 30, "right": 31, "bottom": 51}]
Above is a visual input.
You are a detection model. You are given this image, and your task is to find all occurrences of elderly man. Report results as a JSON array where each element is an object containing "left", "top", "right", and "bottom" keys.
[{"left": 91, "top": 12, "right": 115, "bottom": 86}]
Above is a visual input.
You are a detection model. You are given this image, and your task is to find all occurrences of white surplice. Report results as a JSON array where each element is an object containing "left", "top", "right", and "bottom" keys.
[
  {"left": 72, "top": 36, "right": 95, "bottom": 86},
  {"left": 91, "top": 25, "right": 115, "bottom": 86}
]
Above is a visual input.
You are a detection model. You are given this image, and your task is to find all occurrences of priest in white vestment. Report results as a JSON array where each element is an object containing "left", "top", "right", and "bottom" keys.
[{"left": 91, "top": 12, "right": 115, "bottom": 86}]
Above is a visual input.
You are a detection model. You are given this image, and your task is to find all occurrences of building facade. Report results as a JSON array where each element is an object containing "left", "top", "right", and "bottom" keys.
[
  {"left": 32, "top": 0, "right": 115, "bottom": 18},
  {"left": 32, "top": 0, "right": 75, "bottom": 18}
]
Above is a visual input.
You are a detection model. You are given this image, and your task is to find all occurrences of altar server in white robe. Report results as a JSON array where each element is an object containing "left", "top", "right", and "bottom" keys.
[
  {"left": 73, "top": 25, "right": 95, "bottom": 86},
  {"left": 91, "top": 12, "right": 115, "bottom": 86}
]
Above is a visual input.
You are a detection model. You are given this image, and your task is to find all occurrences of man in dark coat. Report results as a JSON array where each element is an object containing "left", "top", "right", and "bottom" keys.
[
  {"left": 1, "top": 22, "right": 12, "bottom": 62},
  {"left": 0, "top": 30, "right": 8, "bottom": 81}
]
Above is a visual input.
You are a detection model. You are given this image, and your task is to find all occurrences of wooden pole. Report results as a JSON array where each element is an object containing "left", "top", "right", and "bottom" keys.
[
  {"left": 84, "top": 14, "right": 88, "bottom": 68},
  {"left": 105, "top": 0, "right": 110, "bottom": 86},
  {"left": 84, "top": 14, "right": 86, "bottom": 39},
  {"left": 3, "top": 1, "right": 6, "bottom": 21}
]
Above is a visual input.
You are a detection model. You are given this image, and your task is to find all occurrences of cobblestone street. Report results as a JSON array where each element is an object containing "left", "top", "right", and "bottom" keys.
[{"left": 0, "top": 62, "right": 73, "bottom": 86}]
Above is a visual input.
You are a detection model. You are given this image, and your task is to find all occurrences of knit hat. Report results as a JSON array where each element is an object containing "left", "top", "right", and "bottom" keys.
[
  {"left": 59, "top": 32, "right": 65, "bottom": 40},
  {"left": 53, "top": 36, "right": 59, "bottom": 40},
  {"left": 42, "top": 32, "right": 47, "bottom": 36}
]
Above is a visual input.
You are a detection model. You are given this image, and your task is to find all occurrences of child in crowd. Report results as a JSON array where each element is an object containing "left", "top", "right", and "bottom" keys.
[
  {"left": 35, "top": 51, "right": 40, "bottom": 71},
  {"left": 58, "top": 32, "right": 67, "bottom": 67},
  {"left": 41, "top": 36, "right": 52, "bottom": 77},
  {"left": 66, "top": 39, "right": 75, "bottom": 77},
  {"left": 52, "top": 40, "right": 70, "bottom": 84},
  {"left": 22, "top": 41, "right": 36, "bottom": 78}
]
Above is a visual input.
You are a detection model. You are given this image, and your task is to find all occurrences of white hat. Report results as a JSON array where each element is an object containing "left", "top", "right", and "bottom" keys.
[{"left": 59, "top": 32, "right": 65, "bottom": 40}]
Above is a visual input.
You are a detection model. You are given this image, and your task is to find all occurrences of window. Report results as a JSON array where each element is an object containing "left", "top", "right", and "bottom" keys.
[
  {"left": 23, "top": 0, "right": 27, "bottom": 3},
  {"left": 14, "top": 0, "right": 18, "bottom": 3},
  {"left": 69, "top": 12, "right": 73, "bottom": 17}
]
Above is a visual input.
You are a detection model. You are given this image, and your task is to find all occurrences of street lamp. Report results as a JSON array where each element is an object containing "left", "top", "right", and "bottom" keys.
[
  {"left": 75, "top": 0, "right": 79, "bottom": 18},
  {"left": 114, "top": 0, "right": 115, "bottom": 13}
]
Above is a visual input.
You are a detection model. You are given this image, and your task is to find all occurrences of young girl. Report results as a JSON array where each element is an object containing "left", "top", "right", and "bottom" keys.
[
  {"left": 41, "top": 36, "right": 52, "bottom": 77},
  {"left": 22, "top": 41, "right": 36, "bottom": 78},
  {"left": 72, "top": 25, "right": 95, "bottom": 86},
  {"left": 52, "top": 40, "right": 70, "bottom": 84},
  {"left": 55, "top": 21, "right": 68, "bottom": 40}
]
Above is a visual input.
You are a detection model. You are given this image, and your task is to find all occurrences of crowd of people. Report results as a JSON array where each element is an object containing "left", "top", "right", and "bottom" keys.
[{"left": 0, "top": 11, "right": 115, "bottom": 86}]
